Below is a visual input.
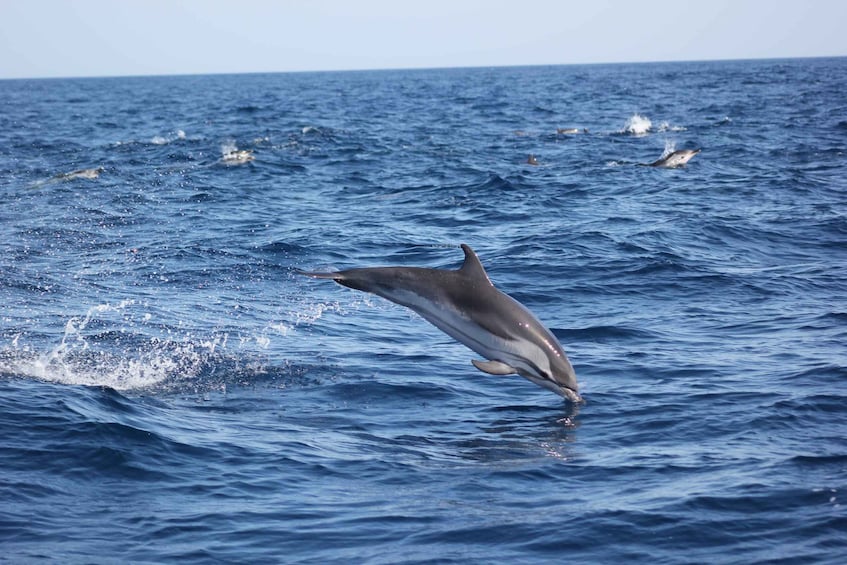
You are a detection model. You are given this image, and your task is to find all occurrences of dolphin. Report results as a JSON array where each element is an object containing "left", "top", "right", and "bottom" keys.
[
  {"left": 645, "top": 148, "right": 701, "bottom": 168},
  {"left": 298, "top": 244, "right": 581, "bottom": 402},
  {"left": 29, "top": 167, "right": 104, "bottom": 188},
  {"left": 55, "top": 167, "right": 104, "bottom": 180},
  {"left": 221, "top": 149, "right": 254, "bottom": 164}
]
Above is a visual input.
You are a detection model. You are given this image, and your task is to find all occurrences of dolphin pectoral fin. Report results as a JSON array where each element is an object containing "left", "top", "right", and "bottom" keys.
[{"left": 472, "top": 359, "right": 517, "bottom": 376}]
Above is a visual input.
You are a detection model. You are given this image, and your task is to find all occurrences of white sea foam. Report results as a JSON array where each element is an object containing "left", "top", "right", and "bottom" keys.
[
  {"left": 657, "top": 121, "right": 687, "bottom": 132},
  {"left": 0, "top": 294, "right": 337, "bottom": 392},
  {"left": 0, "top": 300, "right": 239, "bottom": 391},
  {"left": 3, "top": 342, "right": 201, "bottom": 391},
  {"left": 622, "top": 114, "right": 652, "bottom": 135}
]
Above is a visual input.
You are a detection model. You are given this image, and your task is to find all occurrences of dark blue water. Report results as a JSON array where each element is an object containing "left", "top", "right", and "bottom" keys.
[{"left": 2, "top": 58, "right": 846, "bottom": 563}]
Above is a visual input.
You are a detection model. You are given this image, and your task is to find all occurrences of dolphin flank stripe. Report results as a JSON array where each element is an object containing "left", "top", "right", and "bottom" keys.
[
  {"left": 298, "top": 244, "right": 581, "bottom": 402},
  {"left": 412, "top": 304, "right": 551, "bottom": 381},
  {"left": 414, "top": 306, "right": 528, "bottom": 371}
]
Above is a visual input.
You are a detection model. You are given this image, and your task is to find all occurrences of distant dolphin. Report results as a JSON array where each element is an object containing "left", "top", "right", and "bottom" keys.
[
  {"left": 30, "top": 167, "right": 105, "bottom": 188},
  {"left": 645, "top": 148, "right": 701, "bottom": 168},
  {"left": 221, "top": 149, "right": 254, "bottom": 164},
  {"left": 298, "top": 244, "right": 581, "bottom": 402},
  {"left": 556, "top": 128, "right": 589, "bottom": 134},
  {"left": 55, "top": 167, "right": 104, "bottom": 180}
]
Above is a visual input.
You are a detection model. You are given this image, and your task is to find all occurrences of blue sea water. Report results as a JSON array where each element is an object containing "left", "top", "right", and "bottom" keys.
[{"left": 1, "top": 58, "right": 846, "bottom": 563}]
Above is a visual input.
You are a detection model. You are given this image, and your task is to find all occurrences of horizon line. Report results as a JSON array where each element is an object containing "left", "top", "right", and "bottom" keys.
[{"left": 2, "top": 54, "right": 844, "bottom": 82}]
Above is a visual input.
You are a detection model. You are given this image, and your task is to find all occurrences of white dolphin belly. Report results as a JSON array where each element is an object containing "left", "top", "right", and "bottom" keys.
[{"left": 386, "top": 288, "right": 553, "bottom": 380}]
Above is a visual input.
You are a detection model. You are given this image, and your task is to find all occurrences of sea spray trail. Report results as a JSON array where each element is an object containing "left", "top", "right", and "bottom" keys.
[{"left": 1, "top": 59, "right": 846, "bottom": 563}]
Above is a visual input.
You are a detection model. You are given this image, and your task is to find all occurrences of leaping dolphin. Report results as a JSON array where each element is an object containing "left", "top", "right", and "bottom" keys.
[
  {"left": 645, "top": 148, "right": 701, "bottom": 168},
  {"left": 298, "top": 244, "right": 581, "bottom": 402}
]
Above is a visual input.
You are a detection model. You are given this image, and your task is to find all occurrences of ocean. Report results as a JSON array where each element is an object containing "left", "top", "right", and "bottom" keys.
[{"left": 1, "top": 58, "right": 845, "bottom": 563}]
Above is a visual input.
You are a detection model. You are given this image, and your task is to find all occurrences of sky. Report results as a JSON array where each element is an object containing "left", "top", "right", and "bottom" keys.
[{"left": 1, "top": 0, "right": 845, "bottom": 79}]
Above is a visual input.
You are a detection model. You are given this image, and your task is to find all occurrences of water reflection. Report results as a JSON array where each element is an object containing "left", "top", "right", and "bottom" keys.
[{"left": 450, "top": 401, "right": 581, "bottom": 464}]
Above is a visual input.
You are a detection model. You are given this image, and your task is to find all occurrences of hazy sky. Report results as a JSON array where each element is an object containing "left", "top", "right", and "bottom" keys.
[{"left": 1, "top": 0, "right": 845, "bottom": 79}]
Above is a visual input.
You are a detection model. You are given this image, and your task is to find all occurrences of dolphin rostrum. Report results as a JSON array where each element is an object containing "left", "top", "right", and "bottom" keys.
[
  {"left": 298, "top": 244, "right": 581, "bottom": 402},
  {"left": 645, "top": 148, "right": 701, "bottom": 168}
]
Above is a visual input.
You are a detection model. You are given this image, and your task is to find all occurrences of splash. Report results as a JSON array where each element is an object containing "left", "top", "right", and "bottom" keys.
[
  {"left": 657, "top": 121, "right": 687, "bottom": 132},
  {"left": 220, "top": 140, "right": 254, "bottom": 164},
  {"left": 622, "top": 114, "right": 652, "bottom": 136},
  {"left": 151, "top": 129, "right": 187, "bottom": 145},
  {"left": 1, "top": 339, "right": 219, "bottom": 391},
  {"left": 269, "top": 299, "right": 344, "bottom": 337},
  {"left": 660, "top": 139, "right": 677, "bottom": 158},
  {"left": 220, "top": 139, "right": 238, "bottom": 155},
  {"left": 1, "top": 300, "right": 241, "bottom": 392}
]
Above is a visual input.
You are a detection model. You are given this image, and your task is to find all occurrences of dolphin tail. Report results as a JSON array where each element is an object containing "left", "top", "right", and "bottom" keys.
[
  {"left": 296, "top": 269, "right": 367, "bottom": 292},
  {"left": 295, "top": 269, "right": 345, "bottom": 281}
]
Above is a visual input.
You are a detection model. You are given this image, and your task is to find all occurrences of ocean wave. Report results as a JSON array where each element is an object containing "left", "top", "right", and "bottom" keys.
[
  {"left": 151, "top": 129, "right": 186, "bottom": 145},
  {"left": 557, "top": 325, "right": 661, "bottom": 343}
]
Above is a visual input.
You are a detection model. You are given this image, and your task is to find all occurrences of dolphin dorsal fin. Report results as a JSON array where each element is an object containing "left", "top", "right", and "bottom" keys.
[{"left": 459, "top": 244, "right": 492, "bottom": 284}]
